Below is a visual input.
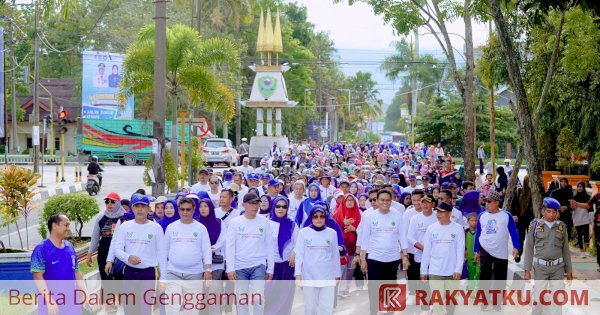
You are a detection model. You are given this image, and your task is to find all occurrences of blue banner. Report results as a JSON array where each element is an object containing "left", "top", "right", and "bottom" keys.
[{"left": 81, "top": 51, "right": 134, "bottom": 119}]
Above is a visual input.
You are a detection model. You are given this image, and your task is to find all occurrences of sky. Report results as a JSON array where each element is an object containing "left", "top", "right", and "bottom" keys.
[
  {"left": 293, "top": 0, "right": 491, "bottom": 107},
  {"left": 294, "top": 0, "right": 491, "bottom": 52}
]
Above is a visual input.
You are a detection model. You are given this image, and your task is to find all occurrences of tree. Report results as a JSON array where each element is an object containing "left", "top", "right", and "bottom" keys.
[
  {"left": 40, "top": 193, "right": 99, "bottom": 240},
  {"left": 119, "top": 24, "right": 240, "bottom": 194},
  {"left": 0, "top": 165, "right": 39, "bottom": 249},
  {"left": 345, "top": 71, "right": 384, "bottom": 125},
  {"left": 487, "top": 0, "right": 600, "bottom": 215},
  {"left": 335, "top": 0, "right": 478, "bottom": 182}
]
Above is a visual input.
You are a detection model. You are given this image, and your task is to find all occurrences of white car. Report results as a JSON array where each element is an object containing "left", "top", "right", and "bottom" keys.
[{"left": 203, "top": 138, "right": 238, "bottom": 167}]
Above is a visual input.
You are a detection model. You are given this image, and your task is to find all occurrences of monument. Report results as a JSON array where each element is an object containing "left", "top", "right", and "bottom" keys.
[{"left": 242, "top": 9, "right": 297, "bottom": 163}]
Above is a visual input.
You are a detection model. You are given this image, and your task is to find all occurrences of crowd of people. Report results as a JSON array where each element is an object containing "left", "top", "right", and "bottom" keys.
[{"left": 30, "top": 140, "right": 600, "bottom": 315}]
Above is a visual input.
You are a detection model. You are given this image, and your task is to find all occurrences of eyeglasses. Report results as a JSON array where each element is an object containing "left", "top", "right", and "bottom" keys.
[
  {"left": 275, "top": 205, "right": 288, "bottom": 209},
  {"left": 312, "top": 214, "right": 326, "bottom": 219},
  {"left": 105, "top": 200, "right": 115, "bottom": 204},
  {"left": 369, "top": 198, "right": 376, "bottom": 202},
  {"left": 179, "top": 208, "right": 193, "bottom": 212}
]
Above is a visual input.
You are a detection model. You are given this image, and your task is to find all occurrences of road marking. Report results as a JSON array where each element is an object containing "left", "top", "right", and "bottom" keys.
[{"left": 0, "top": 224, "right": 41, "bottom": 239}]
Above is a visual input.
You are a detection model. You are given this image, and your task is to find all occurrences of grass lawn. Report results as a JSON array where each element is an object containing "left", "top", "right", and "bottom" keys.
[{"left": 79, "top": 257, "right": 99, "bottom": 277}]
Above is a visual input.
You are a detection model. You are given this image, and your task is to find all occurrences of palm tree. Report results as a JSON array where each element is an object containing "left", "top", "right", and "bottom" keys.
[
  {"left": 119, "top": 24, "right": 240, "bottom": 169},
  {"left": 345, "top": 72, "right": 384, "bottom": 126},
  {"left": 190, "top": 0, "right": 252, "bottom": 34}
]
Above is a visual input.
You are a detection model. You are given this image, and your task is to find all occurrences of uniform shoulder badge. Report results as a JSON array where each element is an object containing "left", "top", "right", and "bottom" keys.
[
  {"left": 557, "top": 222, "right": 565, "bottom": 233},
  {"left": 536, "top": 224, "right": 544, "bottom": 234}
]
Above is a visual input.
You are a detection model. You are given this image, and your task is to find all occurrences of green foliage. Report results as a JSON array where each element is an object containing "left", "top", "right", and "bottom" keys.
[
  {"left": 144, "top": 148, "right": 178, "bottom": 193},
  {"left": 119, "top": 24, "right": 240, "bottom": 122},
  {"left": 591, "top": 152, "right": 600, "bottom": 174},
  {"left": 477, "top": 34, "right": 510, "bottom": 88},
  {"left": 416, "top": 96, "right": 519, "bottom": 156},
  {"left": 555, "top": 127, "right": 580, "bottom": 175},
  {"left": 39, "top": 193, "right": 99, "bottom": 240},
  {"left": 365, "top": 131, "right": 381, "bottom": 143},
  {"left": 182, "top": 137, "right": 207, "bottom": 182},
  {"left": 341, "top": 130, "right": 359, "bottom": 143},
  {"left": 0, "top": 165, "right": 39, "bottom": 226}
]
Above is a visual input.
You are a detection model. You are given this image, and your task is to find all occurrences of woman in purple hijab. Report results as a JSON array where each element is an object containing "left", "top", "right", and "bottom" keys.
[
  {"left": 158, "top": 199, "right": 180, "bottom": 232},
  {"left": 458, "top": 190, "right": 485, "bottom": 218},
  {"left": 265, "top": 196, "right": 299, "bottom": 315},
  {"left": 196, "top": 198, "right": 226, "bottom": 314}
]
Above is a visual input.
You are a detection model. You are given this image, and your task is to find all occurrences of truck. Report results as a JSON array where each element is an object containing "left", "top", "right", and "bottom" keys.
[{"left": 78, "top": 119, "right": 190, "bottom": 166}]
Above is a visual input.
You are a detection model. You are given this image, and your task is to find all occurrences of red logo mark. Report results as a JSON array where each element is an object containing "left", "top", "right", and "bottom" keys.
[{"left": 379, "top": 284, "right": 407, "bottom": 311}]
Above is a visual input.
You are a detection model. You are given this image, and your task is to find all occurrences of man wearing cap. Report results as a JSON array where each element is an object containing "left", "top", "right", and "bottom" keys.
[
  {"left": 391, "top": 174, "right": 401, "bottom": 186},
  {"left": 237, "top": 157, "right": 254, "bottom": 178},
  {"left": 111, "top": 193, "right": 167, "bottom": 314},
  {"left": 238, "top": 138, "right": 250, "bottom": 164},
  {"left": 404, "top": 175, "right": 419, "bottom": 194},
  {"left": 524, "top": 197, "right": 572, "bottom": 315},
  {"left": 502, "top": 158, "right": 513, "bottom": 175},
  {"left": 419, "top": 175, "right": 432, "bottom": 193},
  {"left": 266, "top": 179, "right": 281, "bottom": 199},
  {"left": 420, "top": 202, "right": 465, "bottom": 315},
  {"left": 226, "top": 193, "right": 274, "bottom": 315},
  {"left": 407, "top": 192, "right": 438, "bottom": 310},
  {"left": 87, "top": 192, "right": 124, "bottom": 313},
  {"left": 474, "top": 191, "right": 520, "bottom": 311},
  {"left": 190, "top": 169, "right": 210, "bottom": 194}
]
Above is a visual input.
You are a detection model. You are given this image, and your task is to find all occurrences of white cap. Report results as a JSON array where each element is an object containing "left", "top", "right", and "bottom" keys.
[
  {"left": 242, "top": 137, "right": 247, "bottom": 141},
  {"left": 504, "top": 159, "right": 511, "bottom": 163}
]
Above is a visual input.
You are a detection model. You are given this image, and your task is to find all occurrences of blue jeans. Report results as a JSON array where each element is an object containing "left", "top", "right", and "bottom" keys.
[{"left": 235, "top": 264, "right": 266, "bottom": 315}]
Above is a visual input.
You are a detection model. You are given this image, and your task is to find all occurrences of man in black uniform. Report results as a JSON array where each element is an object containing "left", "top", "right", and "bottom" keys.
[{"left": 87, "top": 156, "right": 104, "bottom": 186}]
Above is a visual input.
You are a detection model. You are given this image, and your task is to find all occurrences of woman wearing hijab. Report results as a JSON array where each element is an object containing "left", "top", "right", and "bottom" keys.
[
  {"left": 572, "top": 181, "right": 592, "bottom": 255},
  {"left": 495, "top": 166, "right": 508, "bottom": 197},
  {"left": 294, "top": 205, "right": 341, "bottom": 315},
  {"left": 260, "top": 195, "right": 272, "bottom": 218},
  {"left": 248, "top": 187, "right": 261, "bottom": 197},
  {"left": 357, "top": 194, "right": 369, "bottom": 212},
  {"left": 458, "top": 190, "right": 486, "bottom": 228},
  {"left": 509, "top": 175, "right": 534, "bottom": 255},
  {"left": 295, "top": 183, "right": 323, "bottom": 227},
  {"left": 158, "top": 199, "right": 180, "bottom": 232},
  {"left": 186, "top": 193, "right": 202, "bottom": 219},
  {"left": 197, "top": 198, "right": 226, "bottom": 315},
  {"left": 400, "top": 192, "right": 412, "bottom": 208},
  {"left": 265, "top": 197, "right": 299, "bottom": 315},
  {"left": 87, "top": 192, "right": 124, "bottom": 285},
  {"left": 333, "top": 194, "right": 361, "bottom": 297},
  {"left": 392, "top": 185, "right": 403, "bottom": 203}
]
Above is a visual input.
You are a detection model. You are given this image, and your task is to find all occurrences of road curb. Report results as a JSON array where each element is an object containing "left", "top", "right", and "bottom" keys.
[{"left": 32, "top": 183, "right": 85, "bottom": 202}]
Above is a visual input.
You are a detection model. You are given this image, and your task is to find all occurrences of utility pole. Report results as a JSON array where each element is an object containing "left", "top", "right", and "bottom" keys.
[
  {"left": 152, "top": 0, "right": 168, "bottom": 196},
  {"left": 32, "top": 0, "right": 40, "bottom": 173},
  {"left": 8, "top": 19, "right": 17, "bottom": 154},
  {"left": 235, "top": 70, "right": 241, "bottom": 146},
  {"left": 489, "top": 18, "right": 496, "bottom": 180},
  {"left": 411, "top": 31, "right": 419, "bottom": 147}
]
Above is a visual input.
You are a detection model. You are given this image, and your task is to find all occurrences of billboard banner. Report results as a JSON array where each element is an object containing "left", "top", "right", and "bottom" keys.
[{"left": 81, "top": 51, "right": 133, "bottom": 119}]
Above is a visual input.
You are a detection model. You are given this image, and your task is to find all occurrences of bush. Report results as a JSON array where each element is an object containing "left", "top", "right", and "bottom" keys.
[
  {"left": 182, "top": 137, "right": 207, "bottom": 182},
  {"left": 0, "top": 165, "right": 39, "bottom": 249},
  {"left": 39, "top": 193, "right": 99, "bottom": 240}
]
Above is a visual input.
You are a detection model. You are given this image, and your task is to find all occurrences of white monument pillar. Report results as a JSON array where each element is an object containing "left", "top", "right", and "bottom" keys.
[
  {"left": 266, "top": 108, "right": 273, "bottom": 136},
  {"left": 275, "top": 108, "right": 282, "bottom": 136},
  {"left": 256, "top": 108, "right": 264, "bottom": 136}
]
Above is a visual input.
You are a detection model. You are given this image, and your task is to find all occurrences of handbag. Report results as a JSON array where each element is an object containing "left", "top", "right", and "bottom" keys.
[
  {"left": 212, "top": 254, "right": 224, "bottom": 264},
  {"left": 110, "top": 258, "right": 126, "bottom": 276}
]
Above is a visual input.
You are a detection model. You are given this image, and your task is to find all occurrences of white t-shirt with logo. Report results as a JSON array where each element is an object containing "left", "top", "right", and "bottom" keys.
[
  {"left": 112, "top": 220, "right": 166, "bottom": 277},
  {"left": 407, "top": 211, "right": 438, "bottom": 262},
  {"left": 225, "top": 215, "right": 274, "bottom": 273},
  {"left": 164, "top": 220, "right": 212, "bottom": 274},
  {"left": 294, "top": 227, "right": 341, "bottom": 287},
  {"left": 359, "top": 210, "right": 403, "bottom": 262},
  {"left": 420, "top": 221, "right": 465, "bottom": 276}
]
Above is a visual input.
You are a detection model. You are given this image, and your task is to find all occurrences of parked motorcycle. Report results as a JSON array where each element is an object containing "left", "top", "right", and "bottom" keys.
[{"left": 86, "top": 173, "right": 101, "bottom": 195}]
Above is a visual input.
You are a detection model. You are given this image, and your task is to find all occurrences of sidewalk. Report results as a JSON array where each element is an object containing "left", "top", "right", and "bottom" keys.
[
  {"left": 509, "top": 247, "right": 600, "bottom": 280},
  {"left": 18, "top": 164, "right": 88, "bottom": 200}
]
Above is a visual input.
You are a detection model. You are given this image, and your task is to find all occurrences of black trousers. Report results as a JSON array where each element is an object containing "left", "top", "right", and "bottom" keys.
[
  {"left": 367, "top": 259, "right": 400, "bottom": 315},
  {"left": 479, "top": 246, "right": 508, "bottom": 307},
  {"left": 479, "top": 158, "right": 484, "bottom": 174},
  {"left": 406, "top": 253, "right": 421, "bottom": 294}
]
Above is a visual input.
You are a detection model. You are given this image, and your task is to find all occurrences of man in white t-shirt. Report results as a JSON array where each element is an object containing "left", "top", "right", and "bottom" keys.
[
  {"left": 111, "top": 193, "right": 166, "bottom": 314},
  {"left": 288, "top": 180, "right": 306, "bottom": 220},
  {"left": 226, "top": 193, "right": 274, "bottom": 315},
  {"left": 237, "top": 157, "right": 254, "bottom": 178},
  {"left": 420, "top": 202, "right": 465, "bottom": 315},
  {"left": 360, "top": 190, "right": 403, "bottom": 315},
  {"left": 190, "top": 169, "right": 210, "bottom": 193},
  {"left": 161, "top": 197, "right": 213, "bottom": 314}
]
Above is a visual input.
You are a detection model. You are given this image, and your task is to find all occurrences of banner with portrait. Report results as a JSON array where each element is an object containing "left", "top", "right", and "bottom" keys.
[{"left": 81, "top": 51, "right": 134, "bottom": 119}]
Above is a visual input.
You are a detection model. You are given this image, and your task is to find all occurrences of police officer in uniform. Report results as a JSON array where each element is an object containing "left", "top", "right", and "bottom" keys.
[{"left": 524, "top": 197, "right": 573, "bottom": 315}]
